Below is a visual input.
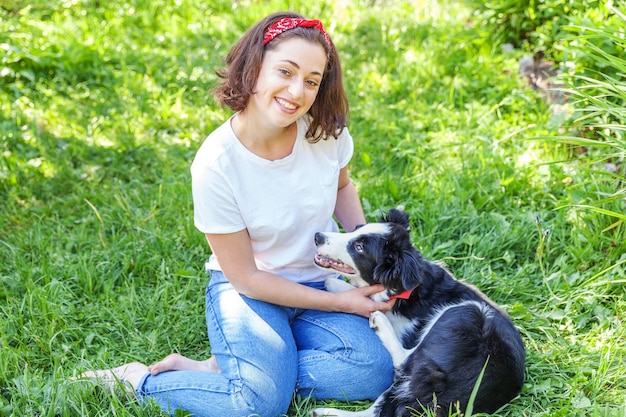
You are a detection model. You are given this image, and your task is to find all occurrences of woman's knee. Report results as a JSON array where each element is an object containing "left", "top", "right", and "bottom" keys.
[{"left": 239, "top": 376, "right": 294, "bottom": 416}]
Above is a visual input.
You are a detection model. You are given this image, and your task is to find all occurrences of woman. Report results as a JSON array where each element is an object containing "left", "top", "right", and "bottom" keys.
[{"left": 83, "top": 11, "right": 394, "bottom": 416}]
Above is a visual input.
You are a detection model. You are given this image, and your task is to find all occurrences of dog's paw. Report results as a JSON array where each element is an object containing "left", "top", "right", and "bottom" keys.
[
  {"left": 370, "top": 310, "right": 396, "bottom": 340},
  {"left": 369, "top": 310, "right": 385, "bottom": 331}
]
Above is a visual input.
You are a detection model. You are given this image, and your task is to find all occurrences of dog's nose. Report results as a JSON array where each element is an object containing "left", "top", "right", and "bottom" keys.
[{"left": 314, "top": 232, "right": 326, "bottom": 246}]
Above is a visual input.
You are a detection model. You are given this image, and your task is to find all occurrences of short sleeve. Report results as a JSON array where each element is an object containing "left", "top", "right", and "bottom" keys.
[
  {"left": 191, "top": 160, "right": 246, "bottom": 234},
  {"left": 336, "top": 127, "right": 354, "bottom": 168}
]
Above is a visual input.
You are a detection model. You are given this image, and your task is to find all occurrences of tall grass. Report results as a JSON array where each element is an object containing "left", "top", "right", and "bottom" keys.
[
  {"left": 533, "top": 4, "right": 626, "bottom": 284},
  {"left": 1, "top": 0, "right": 625, "bottom": 416},
  {"left": 564, "top": 31, "right": 625, "bottom": 212}
]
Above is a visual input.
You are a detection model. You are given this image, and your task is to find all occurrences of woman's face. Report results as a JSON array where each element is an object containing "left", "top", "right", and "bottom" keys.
[{"left": 249, "top": 37, "right": 327, "bottom": 128}]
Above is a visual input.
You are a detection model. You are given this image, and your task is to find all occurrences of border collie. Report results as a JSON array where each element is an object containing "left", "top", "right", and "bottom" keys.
[{"left": 312, "top": 209, "right": 525, "bottom": 417}]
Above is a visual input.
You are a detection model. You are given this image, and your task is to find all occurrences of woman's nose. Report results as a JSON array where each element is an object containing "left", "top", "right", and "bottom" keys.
[{"left": 288, "top": 78, "right": 303, "bottom": 99}]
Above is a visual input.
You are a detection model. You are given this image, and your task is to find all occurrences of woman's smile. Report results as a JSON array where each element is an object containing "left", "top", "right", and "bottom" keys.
[
  {"left": 249, "top": 37, "right": 327, "bottom": 128},
  {"left": 276, "top": 97, "right": 299, "bottom": 112}
]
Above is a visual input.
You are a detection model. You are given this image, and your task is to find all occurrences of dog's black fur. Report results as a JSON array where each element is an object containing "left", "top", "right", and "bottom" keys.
[{"left": 313, "top": 209, "right": 525, "bottom": 417}]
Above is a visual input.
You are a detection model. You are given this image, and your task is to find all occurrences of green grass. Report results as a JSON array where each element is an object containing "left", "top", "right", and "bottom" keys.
[{"left": 1, "top": 0, "right": 625, "bottom": 416}]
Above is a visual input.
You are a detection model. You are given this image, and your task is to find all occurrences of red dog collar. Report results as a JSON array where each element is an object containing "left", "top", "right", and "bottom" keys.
[{"left": 389, "top": 287, "right": 417, "bottom": 300}]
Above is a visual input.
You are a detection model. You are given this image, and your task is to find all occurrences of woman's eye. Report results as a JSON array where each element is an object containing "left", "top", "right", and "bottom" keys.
[
  {"left": 278, "top": 68, "right": 291, "bottom": 76},
  {"left": 306, "top": 80, "right": 319, "bottom": 87}
]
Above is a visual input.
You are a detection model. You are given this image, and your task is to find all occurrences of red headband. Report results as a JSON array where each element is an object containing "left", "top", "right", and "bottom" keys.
[{"left": 263, "top": 17, "right": 331, "bottom": 47}]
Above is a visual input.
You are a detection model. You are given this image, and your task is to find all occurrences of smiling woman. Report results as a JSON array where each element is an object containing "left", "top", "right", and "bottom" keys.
[
  {"left": 78, "top": 10, "right": 394, "bottom": 417},
  {"left": 230, "top": 37, "right": 327, "bottom": 160},
  {"left": 4, "top": 1, "right": 626, "bottom": 416}
]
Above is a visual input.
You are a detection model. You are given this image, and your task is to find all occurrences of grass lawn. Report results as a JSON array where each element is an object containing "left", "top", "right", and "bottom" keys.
[{"left": 1, "top": 0, "right": 624, "bottom": 416}]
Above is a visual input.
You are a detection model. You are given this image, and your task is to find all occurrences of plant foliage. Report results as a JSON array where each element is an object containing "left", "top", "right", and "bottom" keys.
[{"left": 1, "top": 1, "right": 624, "bottom": 416}]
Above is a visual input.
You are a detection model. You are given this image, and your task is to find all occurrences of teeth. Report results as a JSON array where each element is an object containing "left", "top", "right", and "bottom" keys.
[
  {"left": 277, "top": 98, "right": 297, "bottom": 110},
  {"left": 314, "top": 253, "right": 357, "bottom": 275}
]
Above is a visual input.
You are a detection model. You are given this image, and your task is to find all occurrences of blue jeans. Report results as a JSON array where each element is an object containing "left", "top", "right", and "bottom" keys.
[{"left": 135, "top": 270, "right": 393, "bottom": 416}]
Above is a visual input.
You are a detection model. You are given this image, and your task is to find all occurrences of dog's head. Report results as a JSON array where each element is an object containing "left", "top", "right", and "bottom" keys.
[{"left": 314, "top": 208, "right": 422, "bottom": 294}]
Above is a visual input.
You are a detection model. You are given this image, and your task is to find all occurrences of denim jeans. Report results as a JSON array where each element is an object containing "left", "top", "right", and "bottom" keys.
[{"left": 135, "top": 270, "right": 393, "bottom": 417}]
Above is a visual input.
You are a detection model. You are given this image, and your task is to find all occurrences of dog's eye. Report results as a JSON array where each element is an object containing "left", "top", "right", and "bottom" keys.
[{"left": 354, "top": 242, "right": 364, "bottom": 253}]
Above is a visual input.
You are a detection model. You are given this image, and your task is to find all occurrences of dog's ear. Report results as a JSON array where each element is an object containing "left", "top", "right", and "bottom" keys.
[
  {"left": 374, "top": 244, "right": 422, "bottom": 292},
  {"left": 374, "top": 224, "right": 423, "bottom": 291},
  {"left": 399, "top": 250, "right": 423, "bottom": 291},
  {"left": 380, "top": 208, "right": 410, "bottom": 230}
]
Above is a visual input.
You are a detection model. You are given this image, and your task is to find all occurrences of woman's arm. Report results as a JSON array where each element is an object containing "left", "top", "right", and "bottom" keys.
[
  {"left": 205, "top": 230, "right": 392, "bottom": 317},
  {"left": 334, "top": 166, "right": 365, "bottom": 232}
]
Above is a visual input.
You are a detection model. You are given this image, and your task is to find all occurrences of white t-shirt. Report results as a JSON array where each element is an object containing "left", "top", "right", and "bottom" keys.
[{"left": 190, "top": 115, "right": 353, "bottom": 284}]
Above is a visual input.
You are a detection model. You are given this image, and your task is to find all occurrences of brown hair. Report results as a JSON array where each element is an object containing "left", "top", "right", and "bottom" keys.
[{"left": 213, "top": 11, "right": 349, "bottom": 142}]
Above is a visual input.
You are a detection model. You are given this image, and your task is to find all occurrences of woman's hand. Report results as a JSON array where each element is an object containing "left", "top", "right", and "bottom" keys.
[
  {"left": 206, "top": 230, "right": 394, "bottom": 316},
  {"left": 333, "top": 284, "right": 395, "bottom": 318}
]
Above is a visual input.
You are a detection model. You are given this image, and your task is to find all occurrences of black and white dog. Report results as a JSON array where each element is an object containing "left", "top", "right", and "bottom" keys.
[{"left": 312, "top": 209, "right": 525, "bottom": 417}]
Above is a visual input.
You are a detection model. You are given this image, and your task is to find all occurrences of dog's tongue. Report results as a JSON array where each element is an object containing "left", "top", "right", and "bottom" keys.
[{"left": 314, "top": 254, "right": 356, "bottom": 275}]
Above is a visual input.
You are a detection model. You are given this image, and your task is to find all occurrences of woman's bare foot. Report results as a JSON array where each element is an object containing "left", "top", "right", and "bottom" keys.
[
  {"left": 79, "top": 362, "right": 149, "bottom": 392},
  {"left": 148, "top": 353, "right": 220, "bottom": 376}
]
